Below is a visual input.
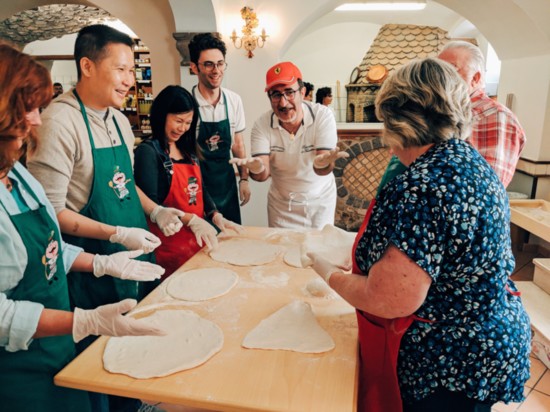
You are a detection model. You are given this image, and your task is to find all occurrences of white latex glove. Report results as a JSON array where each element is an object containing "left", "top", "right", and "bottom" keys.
[
  {"left": 109, "top": 226, "right": 161, "bottom": 254},
  {"left": 313, "top": 148, "right": 349, "bottom": 169},
  {"left": 229, "top": 157, "right": 265, "bottom": 174},
  {"left": 150, "top": 205, "right": 184, "bottom": 236},
  {"left": 187, "top": 215, "right": 218, "bottom": 251},
  {"left": 319, "top": 224, "right": 355, "bottom": 270},
  {"left": 72, "top": 299, "right": 166, "bottom": 343},
  {"left": 93, "top": 250, "right": 165, "bottom": 281},
  {"left": 307, "top": 252, "right": 341, "bottom": 283},
  {"left": 238, "top": 180, "right": 251, "bottom": 206},
  {"left": 212, "top": 213, "right": 244, "bottom": 235}
]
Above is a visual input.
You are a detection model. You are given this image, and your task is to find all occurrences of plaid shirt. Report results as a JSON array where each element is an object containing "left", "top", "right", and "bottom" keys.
[{"left": 469, "top": 89, "right": 526, "bottom": 187}]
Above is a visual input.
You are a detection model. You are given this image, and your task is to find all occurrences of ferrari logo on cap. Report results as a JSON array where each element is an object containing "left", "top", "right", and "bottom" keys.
[{"left": 274, "top": 67, "right": 281, "bottom": 74}]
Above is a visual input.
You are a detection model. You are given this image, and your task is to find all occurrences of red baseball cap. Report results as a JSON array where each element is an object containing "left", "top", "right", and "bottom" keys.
[{"left": 265, "top": 62, "right": 303, "bottom": 91}]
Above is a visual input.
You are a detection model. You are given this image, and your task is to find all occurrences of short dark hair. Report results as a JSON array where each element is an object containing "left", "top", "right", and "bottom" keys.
[
  {"left": 188, "top": 33, "right": 226, "bottom": 65},
  {"left": 53, "top": 82, "right": 62, "bottom": 87},
  {"left": 74, "top": 24, "right": 134, "bottom": 80},
  {"left": 304, "top": 82, "right": 314, "bottom": 96},
  {"left": 150, "top": 85, "right": 199, "bottom": 157},
  {"left": 315, "top": 87, "right": 332, "bottom": 104}
]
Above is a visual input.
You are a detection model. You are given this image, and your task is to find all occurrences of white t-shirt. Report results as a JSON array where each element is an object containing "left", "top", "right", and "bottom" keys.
[
  {"left": 193, "top": 86, "right": 246, "bottom": 143},
  {"left": 251, "top": 102, "right": 337, "bottom": 199}
]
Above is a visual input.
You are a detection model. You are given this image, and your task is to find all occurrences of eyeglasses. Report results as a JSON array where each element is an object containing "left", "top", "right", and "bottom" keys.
[
  {"left": 198, "top": 60, "right": 227, "bottom": 71},
  {"left": 268, "top": 88, "right": 301, "bottom": 102}
]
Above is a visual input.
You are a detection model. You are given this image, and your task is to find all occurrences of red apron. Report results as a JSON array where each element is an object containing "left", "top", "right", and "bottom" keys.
[
  {"left": 148, "top": 161, "right": 205, "bottom": 279},
  {"left": 352, "top": 200, "right": 422, "bottom": 412}
]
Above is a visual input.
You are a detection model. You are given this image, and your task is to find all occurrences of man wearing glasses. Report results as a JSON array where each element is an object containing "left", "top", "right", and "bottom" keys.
[
  {"left": 231, "top": 62, "right": 347, "bottom": 229},
  {"left": 188, "top": 33, "right": 249, "bottom": 225}
]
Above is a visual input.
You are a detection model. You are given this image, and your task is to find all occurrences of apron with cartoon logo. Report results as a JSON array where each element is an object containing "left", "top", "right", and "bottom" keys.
[
  {"left": 0, "top": 168, "right": 91, "bottom": 412},
  {"left": 194, "top": 88, "right": 241, "bottom": 224},
  {"left": 147, "top": 160, "right": 205, "bottom": 278},
  {"left": 64, "top": 90, "right": 155, "bottom": 318}
]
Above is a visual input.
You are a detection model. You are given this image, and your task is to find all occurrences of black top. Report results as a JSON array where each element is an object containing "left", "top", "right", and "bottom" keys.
[{"left": 134, "top": 141, "right": 217, "bottom": 218}]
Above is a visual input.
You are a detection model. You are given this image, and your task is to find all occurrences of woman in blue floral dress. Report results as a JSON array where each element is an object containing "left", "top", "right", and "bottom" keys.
[{"left": 307, "top": 58, "right": 531, "bottom": 412}]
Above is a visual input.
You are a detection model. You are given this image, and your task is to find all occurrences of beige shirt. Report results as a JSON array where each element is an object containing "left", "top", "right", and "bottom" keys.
[{"left": 27, "top": 90, "right": 135, "bottom": 213}]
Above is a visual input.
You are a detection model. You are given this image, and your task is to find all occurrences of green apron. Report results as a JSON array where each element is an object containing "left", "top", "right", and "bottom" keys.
[
  {"left": 0, "top": 168, "right": 91, "bottom": 412},
  {"left": 64, "top": 90, "right": 156, "bottom": 316},
  {"left": 194, "top": 87, "right": 241, "bottom": 224}
]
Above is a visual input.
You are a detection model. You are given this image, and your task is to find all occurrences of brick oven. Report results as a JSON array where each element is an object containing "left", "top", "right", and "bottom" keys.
[
  {"left": 335, "top": 24, "right": 450, "bottom": 231},
  {"left": 346, "top": 24, "right": 449, "bottom": 123}
]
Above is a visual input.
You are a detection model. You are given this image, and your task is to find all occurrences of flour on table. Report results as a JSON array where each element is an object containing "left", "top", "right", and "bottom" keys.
[
  {"left": 103, "top": 310, "right": 223, "bottom": 379},
  {"left": 210, "top": 238, "right": 280, "bottom": 266},
  {"left": 305, "top": 278, "right": 333, "bottom": 298},
  {"left": 166, "top": 268, "right": 238, "bottom": 301},
  {"left": 242, "top": 300, "right": 335, "bottom": 353},
  {"left": 250, "top": 266, "right": 289, "bottom": 287}
]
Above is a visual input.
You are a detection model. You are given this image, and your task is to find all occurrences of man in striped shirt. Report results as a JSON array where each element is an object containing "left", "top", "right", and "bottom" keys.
[{"left": 439, "top": 41, "right": 526, "bottom": 187}]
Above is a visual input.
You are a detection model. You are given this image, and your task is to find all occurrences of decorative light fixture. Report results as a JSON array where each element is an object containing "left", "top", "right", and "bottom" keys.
[
  {"left": 335, "top": 1, "right": 426, "bottom": 11},
  {"left": 230, "top": 6, "right": 268, "bottom": 58}
]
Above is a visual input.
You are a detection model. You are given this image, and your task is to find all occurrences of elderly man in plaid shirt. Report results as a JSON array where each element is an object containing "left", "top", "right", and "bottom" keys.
[{"left": 439, "top": 41, "right": 526, "bottom": 187}]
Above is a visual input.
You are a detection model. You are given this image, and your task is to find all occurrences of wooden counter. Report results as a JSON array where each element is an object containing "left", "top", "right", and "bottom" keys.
[
  {"left": 55, "top": 227, "right": 358, "bottom": 412},
  {"left": 510, "top": 199, "right": 550, "bottom": 249}
]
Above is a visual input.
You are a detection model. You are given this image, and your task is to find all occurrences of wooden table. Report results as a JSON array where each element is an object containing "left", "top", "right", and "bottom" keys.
[
  {"left": 509, "top": 199, "right": 550, "bottom": 250},
  {"left": 55, "top": 227, "right": 359, "bottom": 412}
]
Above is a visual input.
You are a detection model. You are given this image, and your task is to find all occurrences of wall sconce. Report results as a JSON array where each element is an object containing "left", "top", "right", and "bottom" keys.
[{"left": 230, "top": 6, "right": 268, "bottom": 58}]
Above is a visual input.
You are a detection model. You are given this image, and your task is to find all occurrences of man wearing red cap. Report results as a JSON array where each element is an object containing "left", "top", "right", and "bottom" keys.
[{"left": 231, "top": 62, "right": 348, "bottom": 229}]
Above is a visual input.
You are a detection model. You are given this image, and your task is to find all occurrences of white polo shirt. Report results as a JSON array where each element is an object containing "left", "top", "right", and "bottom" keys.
[
  {"left": 193, "top": 86, "right": 246, "bottom": 143},
  {"left": 251, "top": 102, "right": 337, "bottom": 199}
]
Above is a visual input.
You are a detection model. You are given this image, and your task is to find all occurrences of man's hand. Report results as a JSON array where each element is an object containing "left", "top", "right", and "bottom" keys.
[
  {"left": 187, "top": 215, "right": 218, "bottom": 251},
  {"left": 238, "top": 180, "right": 251, "bottom": 206},
  {"left": 150, "top": 205, "right": 184, "bottom": 236},
  {"left": 212, "top": 213, "right": 244, "bottom": 235},
  {"left": 229, "top": 157, "right": 265, "bottom": 174},
  {"left": 109, "top": 226, "right": 161, "bottom": 253},
  {"left": 92, "top": 250, "right": 165, "bottom": 281},
  {"left": 72, "top": 299, "right": 166, "bottom": 343},
  {"left": 313, "top": 148, "right": 349, "bottom": 169}
]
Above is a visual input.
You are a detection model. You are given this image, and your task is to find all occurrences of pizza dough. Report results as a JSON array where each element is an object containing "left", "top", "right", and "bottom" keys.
[
  {"left": 210, "top": 238, "right": 280, "bottom": 266},
  {"left": 242, "top": 300, "right": 335, "bottom": 353},
  {"left": 103, "top": 310, "right": 223, "bottom": 379},
  {"left": 305, "top": 278, "right": 332, "bottom": 298},
  {"left": 166, "top": 268, "right": 238, "bottom": 301},
  {"left": 299, "top": 225, "right": 356, "bottom": 269},
  {"left": 283, "top": 246, "right": 302, "bottom": 268}
]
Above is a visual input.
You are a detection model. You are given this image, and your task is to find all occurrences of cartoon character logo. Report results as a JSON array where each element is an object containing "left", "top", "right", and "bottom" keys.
[
  {"left": 206, "top": 133, "right": 221, "bottom": 151},
  {"left": 186, "top": 176, "right": 200, "bottom": 205},
  {"left": 108, "top": 166, "right": 131, "bottom": 199},
  {"left": 41, "top": 230, "right": 59, "bottom": 283}
]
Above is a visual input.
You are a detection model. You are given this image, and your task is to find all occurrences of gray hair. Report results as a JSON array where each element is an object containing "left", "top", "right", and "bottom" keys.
[
  {"left": 375, "top": 58, "right": 472, "bottom": 149},
  {"left": 440, "top": 40, "right": 485, "bottom": 81}
]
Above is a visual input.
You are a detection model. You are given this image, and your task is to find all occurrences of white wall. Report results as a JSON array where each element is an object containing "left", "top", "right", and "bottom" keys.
[
  {"left": 284, "top": 21, "right": 381, "bottom": 122},
  {"left": 498, "top": 54, "right": 550, "bottom": 162}
]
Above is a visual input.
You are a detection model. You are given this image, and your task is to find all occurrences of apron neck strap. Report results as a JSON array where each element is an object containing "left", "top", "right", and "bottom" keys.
[
  {"left": 72, "top": 89, "right": 127, "bottom": 151},
  {"left": 193, "top": 86, "right": 228, "bottom": 122},
  {"left": 0, "top": 166, "right": 43, "bottom": 213}
]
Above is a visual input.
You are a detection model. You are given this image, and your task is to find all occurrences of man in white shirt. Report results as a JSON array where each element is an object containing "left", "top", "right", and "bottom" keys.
[
  {"left": 232, "top": 62, "right": 347, "bottom": 229},
  {"left": 188, "top": 33, "right": 250, "bottom": 224}
]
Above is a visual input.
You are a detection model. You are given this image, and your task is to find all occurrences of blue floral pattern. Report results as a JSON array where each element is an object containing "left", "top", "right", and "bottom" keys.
[{"left": 355, "top": 139, "right": 531, "bottom": 403}]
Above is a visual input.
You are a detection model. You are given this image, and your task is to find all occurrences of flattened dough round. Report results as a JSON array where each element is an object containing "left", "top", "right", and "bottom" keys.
[
  {"left": 242, "top": 300, "right": 335, "bottom": 353},
  {"left": 210, "top": 238, "right": 280, "bottom": 266},
  {"left": 283, "top": 246, "right": 302, "bottom": 268},
  {"left": 103, "top": 310, "right": 223, "bottom": 379},
  {"left": 167, "top": 268, "right": 238, "bottom": 301}
]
